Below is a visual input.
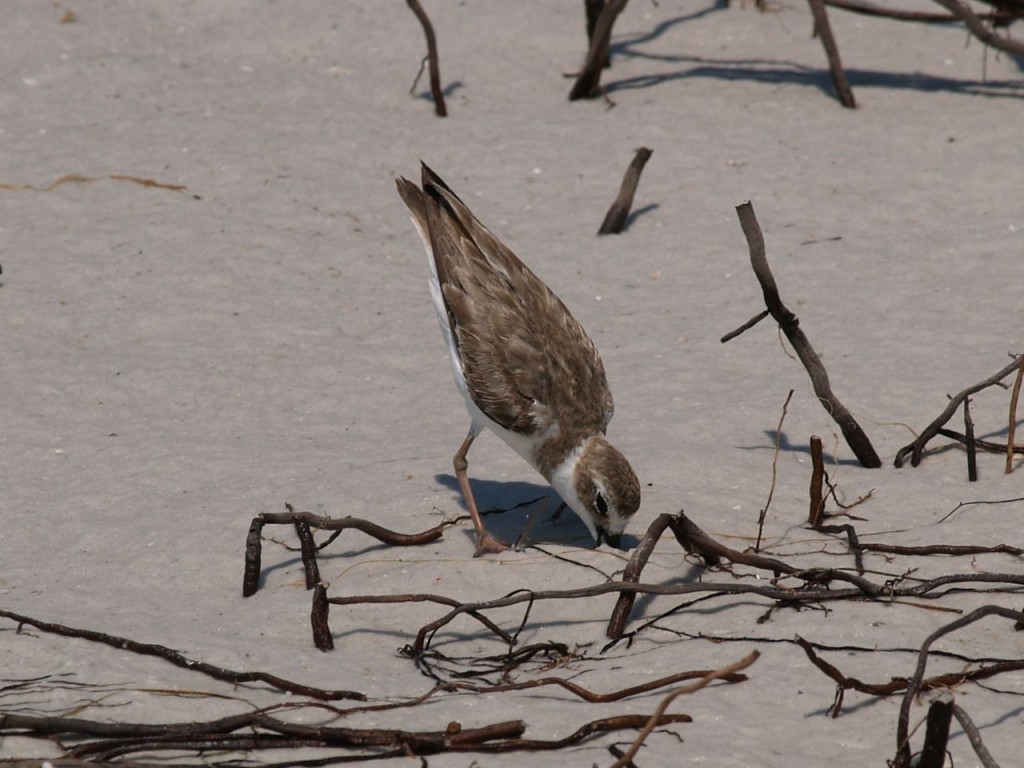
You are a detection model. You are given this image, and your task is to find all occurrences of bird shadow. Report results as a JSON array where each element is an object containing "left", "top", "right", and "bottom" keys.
[{"left": 433, "top": 473, "right": 637, "bottom": 549}]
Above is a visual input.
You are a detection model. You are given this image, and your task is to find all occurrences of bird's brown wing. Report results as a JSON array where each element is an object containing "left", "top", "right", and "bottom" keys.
[{"left": 416, "top": 163, "right": 614, "bottom": 437}]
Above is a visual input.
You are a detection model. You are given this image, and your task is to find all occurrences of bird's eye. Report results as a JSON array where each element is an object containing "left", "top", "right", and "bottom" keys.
[{"left": 594, "top": 492, "right": 609, "bottom": 517}]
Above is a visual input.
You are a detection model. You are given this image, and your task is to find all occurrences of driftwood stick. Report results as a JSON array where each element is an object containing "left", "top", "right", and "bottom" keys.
[
  {"left": 294, "top": 518, "right": 321, "bottom": 588},
  {"left": 242, "top": 517, "right": 264, "bottom": 597},
  {"left": 964, "top": 397, "right": 978, "bottom": 481},
  {"left": 607, "top": 512, "right": 674, "bottom": 639},
  {"left": 893, "top": 605, "right": 1024, "bottom": 768},
  {"left": 243, "top": 507, "right": 448, "bottom": 595},
  {"left": 598, "top": 147, "right": 653, "bottom": 235},
  {"left": 809, "top": 435, "right": 826, "bottom": 528},
  {"left": 756, "top": 389, "right": 793, "bottom": 551},
  {"left": 406, "top": 0, "right": 447, "bottom": 117},
  {"left": 807, "top": 0, "right": 857, "bottom": 108},
  {"left": 584, "top": 0, "right": 612, "bottom": 68},
  {"left": 570, "top": 0, "right": 629, "bottom": 100},
  {"left": 0, "top": 609, "right": 365, "bottom": 701},
  {"left": 609, "top": 651, "right": 760, "bottom": 768},
  {"left": 929, "top": 0, "right": 1024, "bottom": 56},
  {"left": 951, "top": 704, "right": 1002, "bottom": 768},
  {"left": 937, "top": 428, "right": 1024, "bottom": 455},
  {"left": 826, "top": 0, "right": 1022, "bottom": 23},
  {"left": 894, "top": 355, "right": 1023, "bottom": 467},
  {"left": 918, "top": 693, "right": 955, "bottom": 768},
  {"left": 721, "top": 310, "right": 769, "bottom": 343},
  {"left": 1007, "top": 355, "right": 1024, "bottom": 473},
  {"left": 311, "top": 582, "right": 334, "bottom": 651},
  {"left": 733, "top": 202, "right": 881, "bottom": 468}
]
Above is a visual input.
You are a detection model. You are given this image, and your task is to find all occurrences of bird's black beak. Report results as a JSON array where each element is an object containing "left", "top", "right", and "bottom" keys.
[{"left": 599, "top": 529, "right": 623, "bottom": 549}]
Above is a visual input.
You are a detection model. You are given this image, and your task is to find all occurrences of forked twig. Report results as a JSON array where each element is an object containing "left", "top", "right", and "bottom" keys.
[
  {"left": 895, "top": 354, "right": 1023, "bottom": 468},
  {"left": 243, "top": 505, "right": 449, "bottom": 596},
  {"left": 893, "top": 605, "right": 1024, "bottom": 768},
  {"left": 729, "top": 202, "right": 881, "bottom": 468},
  {"left": 609, "top": 651, "right": 761, "bottom": 768}
]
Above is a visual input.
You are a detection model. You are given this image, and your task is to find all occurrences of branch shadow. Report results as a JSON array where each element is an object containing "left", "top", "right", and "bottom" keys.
[
  {"left": 736, "top": 430, "right": 864, "bottom": 466},
  {"left": 598, "top": 3, "right": 1024, "bottom": 100}
]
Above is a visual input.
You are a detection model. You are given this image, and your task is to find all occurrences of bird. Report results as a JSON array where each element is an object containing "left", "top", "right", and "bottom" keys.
[{"left": 396, "top": 163, "right": 640, "bottom": 556}]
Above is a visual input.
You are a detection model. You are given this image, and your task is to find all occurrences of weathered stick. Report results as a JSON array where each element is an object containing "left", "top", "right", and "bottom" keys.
[
  {"left": 0, "top": 609, "right": 365, "bottom": 701},
  {"left": 951, "top": 704, "right": 1002, "bottom": 768},
  {"left": 609, "top": 651, "right": 760, "bottom": 768},
  {"left": 1006, "top": 355, "right": 1023, "bottom": 473},
  {"left": 243, "top": 507, "right": 448, "bottom": 596},
  {"left": 584, "top": 0, "right": 612, "bottom": 68},
  {"left": 918, "top": 693, "right": 955, "bottom": 768},
  {"left": 809, "top": 435, "right": 826, "bottom": 527},
  {"left": 406, "top": 0, "right": 447, "bottom": 117},
  {"left": 756, "top": 389, "right": 794, "bottom": 551},
  {"left": 570, "top": 0, "right": 629, "bottom": 99},
  {"left": 607, "top": 512, "right": 674, "bottom": 638},
  {"left": 964, "top": 397, "right": 978, "bottom": 481},
  {"left": 929, "top": 0, "right": 1024, "bottom": 56},
  {"left": 893, "top": 605, "right": 1024, "bottom": 768},
  {"left": 732, "top": 202, "right": 881, "bottom": 468},
  {"left": 312, "top": 582, "right": 334, "bottom": 651},
  {"left": 598, "top": 147, "right": 653, "bottom": 235},
  {"left": 894, "top": 354, "right": 1023, "bottom": 467},
  {"left": 807, "top": 0, "right": 857, "bottom": 108}
]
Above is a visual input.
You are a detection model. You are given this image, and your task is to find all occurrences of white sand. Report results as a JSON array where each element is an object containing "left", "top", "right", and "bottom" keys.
[{"left": 2, "top": 2, "right": 1022, "bottom": 765}]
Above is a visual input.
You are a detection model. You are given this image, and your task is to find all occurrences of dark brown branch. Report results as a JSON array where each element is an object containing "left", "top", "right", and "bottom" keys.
[
  {"left": 243, "top": 507, "right": 448, "bottom": 596},
  {"left": 406, "top": 0, "right": 447, "bottom": 117},
  {"left": 937, "top": 428, "right": 1024, "bottom": 455},
  {"left": 598, "top": 147, "right": 653, "bottom": 235},
  {"left": 721, "top": 310, "right": 769, "bottom": 343},
  {"left": 895, "top": 355, "right": 1023, "bottom": 467},
  {"left": 312, "top": 582, "right": 334, "bottom": 651},
  {"left": 570, "top": 0, "right": 629, "bottom": 100},
  {"left": 918, "top": 693, "right": 954, "bottom": 768},
  {"left": 607, "top": 513, "right": 674, "bottom": 638},
  {"left": 894, "top": 605, "right": 1024, "bottom": 768},
  {"left": 809, "top": 435, "right": 826, "bottom": 528},
  {"left": 964, "top": 397, "right": 978, "bottom": 481},
  {"left": 1007, "top": 355, "right": 1024, "bottom": 473},
  {"left": 0, "top": 609, "right": 365, "bottom": 701},
  {"left": 448, "top": 666, "right": 748, "bottom": 703},
  {"left": 796, "top": 635, "right": 1024, "bottom": 719},
  {"left": 584, "top": 0, "right": 612, "bottom": 68},
  {"left": 734, "top": 202, "right": 881, "bottom": 468},
  {"left": 807, "top": 0, "right": 857, "bottom": 108},
  {"left": 929, "top": 0, "right": 1024, "bottom": 56}
]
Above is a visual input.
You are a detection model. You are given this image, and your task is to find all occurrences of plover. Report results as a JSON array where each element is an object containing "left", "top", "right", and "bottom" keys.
[{"left": 396, "top": 164, "right": 640, "bottom": 555}]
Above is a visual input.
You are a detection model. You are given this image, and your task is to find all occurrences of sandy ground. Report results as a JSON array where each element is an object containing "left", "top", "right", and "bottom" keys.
[{"left": 1, "top": 1, "right": 1023, "bottom": 766}]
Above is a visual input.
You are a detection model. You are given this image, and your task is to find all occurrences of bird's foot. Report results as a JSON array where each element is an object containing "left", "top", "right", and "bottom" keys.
[{"left": 473, "top": 532, "right": 510, "bottom": 556}]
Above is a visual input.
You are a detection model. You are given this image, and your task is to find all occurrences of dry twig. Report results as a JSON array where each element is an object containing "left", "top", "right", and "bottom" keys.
[
  {"left": 598, "top": 147, "right": 653, "bottom": 235},
  {"left": 728, "top": 201, "right": 881, "bottom": 468},
  {"left": 405, "top": 0, "right": 447, "bottom": 116}
]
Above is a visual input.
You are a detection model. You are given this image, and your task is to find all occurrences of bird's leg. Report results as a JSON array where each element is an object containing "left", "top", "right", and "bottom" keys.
[{"left": 453, "top": 428, "right": 509, "bottom": 556}]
